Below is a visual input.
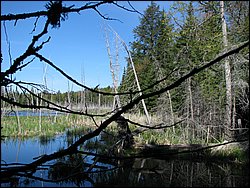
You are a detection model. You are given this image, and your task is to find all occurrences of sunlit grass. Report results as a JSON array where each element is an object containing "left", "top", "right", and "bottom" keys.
[
  {"left": 208, "top": 141, "right": 249, "bottom": 163},
  {"left": 2, "top": 111, "right": 248, "bottom": 164},
  {"left": 1, "top": 114, "right": 97, "bottom": 138}
]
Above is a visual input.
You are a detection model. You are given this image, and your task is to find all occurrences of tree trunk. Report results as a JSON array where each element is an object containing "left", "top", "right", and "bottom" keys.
[
  {"left": 220, "top": 1, "right": 233, "bottom": 140},
  {"left": 13, "top": 90, "right": 21, "bottom": 134},
  {"left": 115, "top": 115, "right": 134, "bottom": 149},
  {"left": 67, "top": 81, "right": 72, "bottom": 121},
  {"left": 39, "top": 92, "right": 42, "bottom": 132},
  {"left": 126, "top": 44, "right": 151, "bottom": 124},
  {"left": 105, "top": 24, "right": 151, "bottom": 124},
  {"left": 188, "top": 77, "right": 194, "bottom": 139},
  {"left": 80, "top": 64, "right": 86, "bottom": 111},
  {"left": 104, "top": 27, "right": 121, "bottom": 112},
  {"left": 167, "top": 90, "right": 175, "bottom": 133}
]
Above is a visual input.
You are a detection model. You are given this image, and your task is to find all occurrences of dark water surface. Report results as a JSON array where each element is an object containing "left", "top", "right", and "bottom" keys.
[{"left": 1, "top": 131, "right": 249, "bottom": 187}]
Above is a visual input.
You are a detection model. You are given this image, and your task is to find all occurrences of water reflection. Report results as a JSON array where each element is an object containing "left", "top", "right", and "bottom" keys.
[
  {"left": 1, "top": 131, "right": 249, "bottom": 187},
  {"left": 93, "top": 158, "right": 249, "bottom": 187},
  {"left": 48, "top": 154, "right": 95, "bottom": 187}
]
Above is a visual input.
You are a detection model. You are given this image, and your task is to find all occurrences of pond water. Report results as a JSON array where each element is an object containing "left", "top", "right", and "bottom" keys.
[
  {"left": 1, "top": 129, "right": 249, "bottom": 187},
  {"left": 3, "top": 110, "right": 61, "bottom": 117}
]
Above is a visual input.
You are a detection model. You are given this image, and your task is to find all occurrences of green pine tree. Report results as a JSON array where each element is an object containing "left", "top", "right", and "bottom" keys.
[{"left": 120, "top": 2, "right": 176, "bottom": 112}]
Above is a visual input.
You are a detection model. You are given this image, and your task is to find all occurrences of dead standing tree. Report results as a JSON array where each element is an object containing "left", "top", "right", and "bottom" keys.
[
  {"left": 0, "top": 1, "right": 143, "bottom": 117},
  {"left": 2, "top": 37, "right": 248, "bottom": 179},
  {"left": 1, "top": 0, "right": 154, "bottom": 178},
  {"left": 104, "top": 23, "right": 151, "bottom": 124},
  {"left": 104, "top": 23, "right": 121, "bottom": 111},
  {"left": 1, "top": 0, "right": 249, "bottom": 182},
  {"left": 220, "top": 1, "right": 233, "bottom": 140}
]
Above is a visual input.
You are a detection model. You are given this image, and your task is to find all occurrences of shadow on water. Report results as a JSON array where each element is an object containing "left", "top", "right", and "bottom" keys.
[
  {"left": 93, "top": 158, "right": 249, "bottom": 187},
  {"left": 47, "top": 154, "right": 96, "bottom": 186},
  {"left": 1, "top": 129, "right": 249, "bottom": 187}
]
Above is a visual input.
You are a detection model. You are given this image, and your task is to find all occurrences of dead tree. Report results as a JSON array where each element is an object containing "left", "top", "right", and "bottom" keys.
[{"left": 220, "top": 1, "right": 233, "bottom": 140}]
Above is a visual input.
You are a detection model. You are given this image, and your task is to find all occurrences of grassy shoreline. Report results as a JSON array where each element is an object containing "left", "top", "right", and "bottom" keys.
[
  {"left": 1, "top": 114, "right": 100, "bottom": 138},
  {"left": 1, "top": 112, "right": 248, "bottom": 164}
]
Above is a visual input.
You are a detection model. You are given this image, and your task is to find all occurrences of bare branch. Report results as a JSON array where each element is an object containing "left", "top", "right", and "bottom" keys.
[
  {"left": 127, "top": 1, "right": 144, "bottom": 16},
  {"left": 3, "top": 21, "right": 13, "bottom": 78},
  {"left": 1, "top": 10, "right": 48, "bottom": 21},
  {"left": 93, "top": 7, "right": 122, "bottom": 22},
  {"left": 0, "top": 1, "right": 132, "bottom": 22},
  {"left": 15, "top": 57, "right": 36, "bottom": 72},
  {"left": 1, "top": 19, "right": 50, "bottom": 79},
  {"left": 126, "top": 118, "right": 185, "bottom": 130},
  {"left": 112, "top": 1, "right": 143, "bottom": 16},
  {"left": 1, "top": 82, "right": 110, "bottom": 117},
  {"left": 1, "top": 95, "right": 110, "bottom": 119},
  {"left": 67, "top": 40, "right": 249, "bottom": 151},
  {"left": 30, "top": 16, "right": 40, "bottom": 34},
  {"left": 33, "top": 52, "right": 135, "bottom": 96}
]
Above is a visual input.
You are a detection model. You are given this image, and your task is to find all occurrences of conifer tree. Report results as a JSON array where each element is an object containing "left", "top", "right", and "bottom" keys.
[{"left": 120, "top": 2, "right": 176, "bottom": 112}]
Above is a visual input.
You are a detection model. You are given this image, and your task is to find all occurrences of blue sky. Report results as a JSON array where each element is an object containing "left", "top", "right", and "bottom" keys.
[{"left": 1, "top": 1, "right": 174, "bottom": 93}]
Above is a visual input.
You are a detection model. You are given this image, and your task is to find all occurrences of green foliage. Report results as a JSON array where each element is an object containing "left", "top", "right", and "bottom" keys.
[
  {"left": 118, "top": 1, "right": 249, "bottom": 144},
  {"left": 225, "top": 1, "right": 249, "bottom": 43},
  {"left": 209, "top": 144, "right": 249, "bottom": 163},
  {"left": 119, "top": 2, "right": 177, "bottom": 112}
]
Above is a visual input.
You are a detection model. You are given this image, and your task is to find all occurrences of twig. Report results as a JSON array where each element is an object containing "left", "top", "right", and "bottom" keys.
[
  {"left": 127, "top": 118, "right": 185, "bottom": 131},
  {"left": 30, "top": 16, "right": 40, "bottom": 34}
]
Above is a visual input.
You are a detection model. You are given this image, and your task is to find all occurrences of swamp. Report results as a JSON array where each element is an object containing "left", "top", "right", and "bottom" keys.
[
  {"left": 1, "top": 110, "right": 249, "bottom": 187},
  {"left": 1, "top": 1, "right": 249, "bottom": 187}
]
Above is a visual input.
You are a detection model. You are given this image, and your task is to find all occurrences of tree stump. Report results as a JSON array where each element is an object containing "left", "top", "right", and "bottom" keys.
[{"left": 115, "top": 115, "right": 134, "bottom": 149}]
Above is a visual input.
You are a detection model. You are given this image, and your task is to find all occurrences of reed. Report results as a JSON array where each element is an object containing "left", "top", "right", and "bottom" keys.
[
  {"left": 1, "top": 114, "right": 98, "bottom": 138},
  {"left": 2, "top": 112, "right": 222, "bottom": 146}
]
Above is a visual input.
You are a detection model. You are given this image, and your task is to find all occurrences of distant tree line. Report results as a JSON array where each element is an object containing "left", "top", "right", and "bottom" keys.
[{"left": 1, "top": 86, "right": 114, "bottom": 110}]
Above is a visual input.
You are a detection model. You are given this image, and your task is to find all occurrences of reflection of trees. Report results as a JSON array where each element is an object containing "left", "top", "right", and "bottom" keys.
[
  {"left": 48, "top": 153, "right": 94, "bottom": 186},
  {"left": 1, "top": 143, "right": 248, "bottom": 187},
  {"left": 39, "top": 135, "right": 54, "bottom": 145},
  {"left": 65, "top": 128, "right": 90, "bottom": 147},
  {"left": 92, "top": 158, "right": 249, "bottom": 187},
  {"left": 84, "top": 131, "right": 131, "bottom": 156},
  {"left": 93, "top": 159, "right": 136, "bottom": 187}
]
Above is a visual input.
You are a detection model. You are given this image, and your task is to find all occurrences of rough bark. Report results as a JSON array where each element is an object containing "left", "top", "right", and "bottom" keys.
[{"left": 220, "top": 1, "right": 233, "bottom": 140}]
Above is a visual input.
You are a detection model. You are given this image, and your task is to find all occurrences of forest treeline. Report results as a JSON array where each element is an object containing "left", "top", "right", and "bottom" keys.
[
  {"left": 1, "top": 86, "right": 114, "bottom": 110},
  {"left": 118, "top": 2, "right": 249, "bottom": 140}
]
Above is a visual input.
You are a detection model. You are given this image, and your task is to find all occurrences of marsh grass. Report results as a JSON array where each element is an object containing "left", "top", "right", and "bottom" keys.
[
  {"left": 0, "top": 112, "right": 223, "bottom": 145},
  {"left": 2, "top": 112, "right": 248, "bottom": 164},
  {"left": 209, "top": 141, "right": 249, "bottom": 163},
  {"left": 1, "top": 114, "right": 98, "bottom": 138},
  {"left": 126, "top": 113, "right": 206, "bottom": 145}
]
